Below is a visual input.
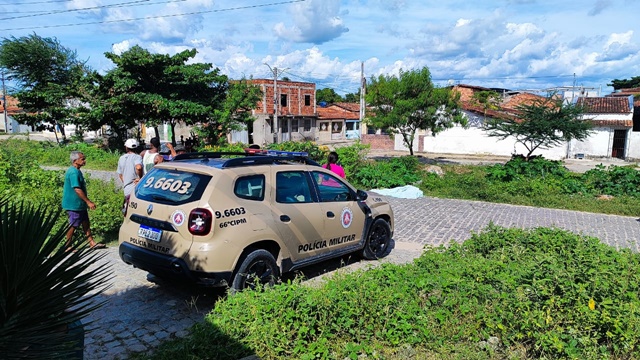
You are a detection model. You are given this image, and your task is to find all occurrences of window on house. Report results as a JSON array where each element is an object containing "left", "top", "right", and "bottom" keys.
[
  {"left": 280, "top": 94, "right": 288, "bottom": 107},
  {"left": 304, "top": 95, "right": 311, "bottom": 106},
  {"left": 292, "top": 119, "right": 299, "bottom": 132},
  {"left": 319, "top": 122, "right": 329, "bottom": 131},
  {"left": 304, "top": 119, "right": 312, "bottom": 132}
]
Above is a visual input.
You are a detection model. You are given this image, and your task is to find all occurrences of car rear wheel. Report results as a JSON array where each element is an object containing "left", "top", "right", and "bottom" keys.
[
  {"left": 231, "top": 249, "right": 280, "bottom": 291},
  {"left": 361, "top": 218, "right": 392, "bottom": 260}
]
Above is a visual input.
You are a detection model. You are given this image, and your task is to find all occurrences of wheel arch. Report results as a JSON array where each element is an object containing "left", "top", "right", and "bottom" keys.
[{"left": 233, "top": 240, "right": 282, "bottom": 274}]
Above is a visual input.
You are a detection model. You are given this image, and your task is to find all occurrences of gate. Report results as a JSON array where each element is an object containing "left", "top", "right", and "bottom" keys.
[{"left": 612, "top": 129, "right": 627, "bottom": 159}]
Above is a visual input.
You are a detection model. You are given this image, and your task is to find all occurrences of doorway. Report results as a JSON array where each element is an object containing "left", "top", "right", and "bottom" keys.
[{"left": 612, "top": 129, "right": 627, "bottom": 159}]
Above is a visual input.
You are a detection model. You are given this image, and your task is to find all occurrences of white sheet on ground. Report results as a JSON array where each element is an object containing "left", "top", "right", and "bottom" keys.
[{"left": 370, "top": 185, "right": 424, "bottom": 199}]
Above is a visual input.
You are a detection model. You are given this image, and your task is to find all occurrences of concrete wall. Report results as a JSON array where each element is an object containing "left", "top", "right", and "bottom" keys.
[{"left": 388, "top": 124, "right": 638, "bottom": 160}]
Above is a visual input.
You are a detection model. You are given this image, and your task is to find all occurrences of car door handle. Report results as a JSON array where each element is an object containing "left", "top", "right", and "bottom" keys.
[
  {"left": 326, "top": 211, "right": 335, "bottom": 218},
  {"left": 280, "top": 215, "right": 291, "bottom": 222}
]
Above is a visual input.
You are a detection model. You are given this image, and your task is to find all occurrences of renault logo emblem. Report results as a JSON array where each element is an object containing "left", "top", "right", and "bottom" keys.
[{"left": 147, "top": 204, "right": 153, "bottom": 215}]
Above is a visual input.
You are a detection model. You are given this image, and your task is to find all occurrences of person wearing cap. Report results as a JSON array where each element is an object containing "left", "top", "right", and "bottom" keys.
[
  {"left": 117, "top": 138, "right": 143, "bottom": 214},
  {"left": 140, "top": 137, "right": 164, "bottom": 174}
]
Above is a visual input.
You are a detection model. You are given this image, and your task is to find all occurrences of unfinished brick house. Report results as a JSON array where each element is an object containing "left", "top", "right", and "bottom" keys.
[{"left": 240, "top": 79, "right": 317, "bottom": 146}]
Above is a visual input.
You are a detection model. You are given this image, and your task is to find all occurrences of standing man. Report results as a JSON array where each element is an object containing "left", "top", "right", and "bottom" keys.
[
  {"left": 62, "top": 151, "right": 105, "bottom": 251},
  {"left": 117, "top": 138, "right": 143, "bottom": 213}
]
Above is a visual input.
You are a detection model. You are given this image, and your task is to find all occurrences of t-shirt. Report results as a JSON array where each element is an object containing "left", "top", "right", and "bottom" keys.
[
  {"left": 62, "top": 166, "right": 87, "bottom": 211},
  {"left": 117, "top": 153, "right": 143, "bottom": 196},
  {"left": 324, "top": 163, "right": 346, "bottom": 179},
  {"left": 142, "top": 151, "right": 160, "bottom": 174}
]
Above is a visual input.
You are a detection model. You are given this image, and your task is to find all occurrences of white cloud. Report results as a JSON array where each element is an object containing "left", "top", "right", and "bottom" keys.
[{"left": 273, "top": 0, "right": 348, "bottom": 44}]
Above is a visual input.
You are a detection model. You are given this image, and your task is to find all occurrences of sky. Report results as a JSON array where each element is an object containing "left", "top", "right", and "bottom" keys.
[{"left": 0, "top": 0, "right": 639, "bottom": 96}]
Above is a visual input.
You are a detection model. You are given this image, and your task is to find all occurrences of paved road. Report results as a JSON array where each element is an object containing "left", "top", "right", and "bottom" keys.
[{"left": 82, "top": 196, "right": 640, "bottom": 360}]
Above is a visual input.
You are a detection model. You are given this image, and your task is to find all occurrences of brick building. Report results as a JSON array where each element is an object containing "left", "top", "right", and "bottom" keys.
[{"left": 242, "top": 79, "right": 317, "bottom": 146}]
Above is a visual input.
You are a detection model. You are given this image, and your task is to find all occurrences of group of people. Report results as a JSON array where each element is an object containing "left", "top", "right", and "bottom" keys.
[{"left": 62, "top": 140, "right": 345, "bottom": 252}]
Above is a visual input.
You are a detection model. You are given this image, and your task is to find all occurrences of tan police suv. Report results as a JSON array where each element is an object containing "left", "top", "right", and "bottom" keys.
[{"left": 118, "top": 150, "right": 394, "bottom": 291}]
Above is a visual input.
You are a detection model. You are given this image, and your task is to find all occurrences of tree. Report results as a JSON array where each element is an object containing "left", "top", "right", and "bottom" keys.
[
  {"left": 92, "top": 46, "right": 228, "bottom": 146},
  {"left": 484, "top": 95, "right": 593, "bottom": 160},
  {"left": 608, "top": 76, "right": 640, "bottom": 90},
  {"left": 344, "top": 90, "right": 360, "bottom": 103},
  {"left": 316, "top": 88, "right": 343, "bottom": 104},
  {"left": 193, "top": 77, "right": 262, "bottom": 145},
  {"left": 0, "top": 34, "right": 90, "bottom": 142},
  {"left": 471, "top": 90, "right": 502, "bottom": 120},
  {"left": 365, "top": 67, "right": 466, "bottom": 156}
]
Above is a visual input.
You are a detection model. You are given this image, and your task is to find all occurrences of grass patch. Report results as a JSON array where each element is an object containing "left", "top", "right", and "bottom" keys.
[
  {"left": 419, "top": 163, "right": 640, "bottom": 216},
  {"left": 131, "top": 226, "right": 640, "bottom": 359}
]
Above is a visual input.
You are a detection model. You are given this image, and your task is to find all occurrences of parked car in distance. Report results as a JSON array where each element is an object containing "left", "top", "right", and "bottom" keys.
[{"left": 118, "top": 150, "right": 394, "bottom": 291}]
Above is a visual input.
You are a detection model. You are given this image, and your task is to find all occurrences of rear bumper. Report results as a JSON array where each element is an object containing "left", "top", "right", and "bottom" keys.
[{"left": 119, "top": 242, "right": 232, "bottom": 287}]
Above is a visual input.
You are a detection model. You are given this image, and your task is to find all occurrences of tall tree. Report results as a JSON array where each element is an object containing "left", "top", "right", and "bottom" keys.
[
  {"left": 484, "top": 95, "right": 592, "bottom": 160},
  {"left": 608, "top": 76, "right": 640, "bottom": 90},
  {"left": 0, "top": 34, "right": 90, "bottom": 142},
  {"left": 85, "top": 46, "right": 245, "bottom": 147},
  {"left": 194, "top": 77, "right": 262, "bottom": 145},
  {"left": 365, "top": 67, "right": 466, "bottom": 155},
  {"left": 316, "top": 88, "right": 343, "bottom": 104}
]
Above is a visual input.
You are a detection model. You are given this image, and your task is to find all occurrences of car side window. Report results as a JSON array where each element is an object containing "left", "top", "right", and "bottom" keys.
[
  {"left": 234, "top": 175, "right": 265, "bottom": 201},
  {"left": 276, "top": 171, "right": 312, "bottom": 204},
  {"left": 313, "top": 171, "right": 354, "bottom": 202}
]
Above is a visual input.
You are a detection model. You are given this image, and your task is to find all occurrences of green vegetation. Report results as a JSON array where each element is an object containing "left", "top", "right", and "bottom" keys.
[
  {"left": 0, "top": 138, "right": 123, "bottom": 243},
  {"left": 132, "top": 225, "right": 640, "bottom": 359},
  {"left": 0, "top": 196, "right": 112, "bottom": 359},
  {"left": 422, "top": 156, "right": 640, "bottom": 216}
]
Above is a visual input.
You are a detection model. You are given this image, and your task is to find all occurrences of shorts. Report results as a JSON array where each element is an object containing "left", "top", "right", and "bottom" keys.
[{"left": 67, "top": 210, "right": 89, "bottom": 228}]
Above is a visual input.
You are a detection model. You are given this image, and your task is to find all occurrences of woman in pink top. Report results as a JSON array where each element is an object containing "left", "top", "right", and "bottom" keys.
[{"left": 324, "top": 151, "right": 346, "bottom": 178}]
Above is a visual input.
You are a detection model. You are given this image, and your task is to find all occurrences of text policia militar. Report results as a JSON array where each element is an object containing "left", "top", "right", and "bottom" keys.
[{"left": 298, "top": 233, "right": 357, "bottom": 253}]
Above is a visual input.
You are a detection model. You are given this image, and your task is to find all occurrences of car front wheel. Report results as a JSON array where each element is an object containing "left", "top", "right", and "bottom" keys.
[
  {"left": 231, "top": 249, "right": 280, "bottom": 291},
  {"left": 361, "top": 218, "right": 392, "bottom": 260}
]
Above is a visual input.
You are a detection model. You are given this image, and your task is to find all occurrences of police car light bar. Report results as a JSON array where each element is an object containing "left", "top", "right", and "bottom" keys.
[{"left": 266, "top": 150, "right": 309, "bottom": 157}]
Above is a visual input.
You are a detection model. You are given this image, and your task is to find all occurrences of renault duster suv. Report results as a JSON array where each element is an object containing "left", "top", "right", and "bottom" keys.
[{"left": 118, "top": 151, "right": 394, "bottom": 291}]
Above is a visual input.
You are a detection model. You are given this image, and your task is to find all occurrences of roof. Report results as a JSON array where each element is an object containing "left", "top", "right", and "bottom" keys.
[
  {"left": 576, "top": 97, "right": 632, "bottom": 114},
  {"left": 452, "top": 85, "right": 548, "bottom": 120},
  {"left": 317, "top": 102, "right": 361, "bottom": 120},
  {"left": 2, "top": 95, "right": 21, "bottom": 115}
]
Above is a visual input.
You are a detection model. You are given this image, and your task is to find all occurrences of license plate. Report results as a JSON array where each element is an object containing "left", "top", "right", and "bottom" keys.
[{"left": 138, "top": 225, "right": 162, "bottom": 242}]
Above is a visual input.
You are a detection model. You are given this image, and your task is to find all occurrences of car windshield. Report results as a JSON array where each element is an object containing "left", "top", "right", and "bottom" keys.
[{"left": 135, "top": 168, "right": 211, "bottom": 205}]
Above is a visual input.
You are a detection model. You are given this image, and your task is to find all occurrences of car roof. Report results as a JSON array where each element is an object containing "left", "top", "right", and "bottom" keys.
[{"left": 171, "top": 152, "right": 321, "bottom": 169}]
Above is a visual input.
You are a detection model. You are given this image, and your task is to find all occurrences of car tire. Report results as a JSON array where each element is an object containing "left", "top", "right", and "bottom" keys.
[
  {"left": 231, "top": 249, "right": 280, "bottom": 291},
  {"left": 361, "top": 218, "right": 392, "bottom": 260}
]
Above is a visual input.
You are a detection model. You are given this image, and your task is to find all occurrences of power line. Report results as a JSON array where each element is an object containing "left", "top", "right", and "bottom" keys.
[
  {"left": 0, "top": 0, "right": 185, "bottom": 21},
  {"left": 0, "top": 0, "right": 307, "bottom": 31},
  {"left": 0, "top": 0, "right": 77, "bottom": 5}
]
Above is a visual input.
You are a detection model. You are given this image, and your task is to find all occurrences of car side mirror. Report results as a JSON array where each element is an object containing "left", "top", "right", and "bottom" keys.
[{"left": 356, "top": 189, "right": 368, "bottom": 201}]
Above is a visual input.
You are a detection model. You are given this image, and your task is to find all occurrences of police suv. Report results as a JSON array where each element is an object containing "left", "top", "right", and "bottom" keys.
[{"left": 118, "top": 150, "right": 394, "bottom": 291}]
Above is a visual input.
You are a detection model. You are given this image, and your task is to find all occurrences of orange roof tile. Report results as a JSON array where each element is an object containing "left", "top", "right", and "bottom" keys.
[{"left": 577, "top": 97, "right": 632, "bottom": 114}]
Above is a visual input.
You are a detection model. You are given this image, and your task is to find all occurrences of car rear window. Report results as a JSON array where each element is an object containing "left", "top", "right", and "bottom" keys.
[{"left": 135, "top": 168, "right": 211, "bottom": 205}]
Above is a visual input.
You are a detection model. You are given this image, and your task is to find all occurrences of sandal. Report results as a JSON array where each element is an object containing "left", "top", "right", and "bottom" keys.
[{"left": 90, "top": 243, "right": 107, "bottom": 250}]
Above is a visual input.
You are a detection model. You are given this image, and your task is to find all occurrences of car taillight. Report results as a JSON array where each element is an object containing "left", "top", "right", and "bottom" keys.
[{"left": 189, "top": 208, "right": 212, "bottom": 235}]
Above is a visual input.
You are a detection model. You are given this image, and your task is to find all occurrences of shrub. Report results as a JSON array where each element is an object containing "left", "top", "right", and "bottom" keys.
[
  {"left": 486, "top": 155, "right": 569, "bottom": 182},
  {"left": 351, "top": 156, "right": 421, "bottom": 189},
  {"left": 582, "top": 164, "right": 640, "bottom": 196},
  {"left": 266, "top": 141, "right": 328, "bottom": 162},
  {"left": 0, "top": 197, "right": 112, "bottom": 359}
]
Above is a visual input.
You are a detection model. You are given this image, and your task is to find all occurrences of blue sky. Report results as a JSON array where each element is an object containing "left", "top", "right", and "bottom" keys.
[{"left": 1, "top": 0, "right": 639, "bottom": 95}]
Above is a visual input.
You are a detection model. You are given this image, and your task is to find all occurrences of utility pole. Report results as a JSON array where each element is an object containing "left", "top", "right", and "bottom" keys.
[
  {"left": 359, "top": 61, "right": 366, "bottom": 122},
  {"left": 265, "top": 63, "right": 286, "bottom": 143},
  {"left": 1, "top": 71, "right": 7, "bottom": 134}
]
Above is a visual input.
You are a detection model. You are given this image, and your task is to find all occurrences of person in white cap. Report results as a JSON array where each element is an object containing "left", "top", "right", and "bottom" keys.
[{"left": 117, "top": 138, "right": 143, "bottom": 214}]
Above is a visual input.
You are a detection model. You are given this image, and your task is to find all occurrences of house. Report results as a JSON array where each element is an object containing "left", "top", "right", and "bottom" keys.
[
  {"left": 373, "top": 83, "right": 639, "bottom": 161},
  {"left": 316, "top": 102, "right": 361, "bottom": 141},
  {"left": 239, "top": 79, "right": 317, "bottom": 146},
  {"left": 0, "top": 94, "right": 24, "bottom": 133}
]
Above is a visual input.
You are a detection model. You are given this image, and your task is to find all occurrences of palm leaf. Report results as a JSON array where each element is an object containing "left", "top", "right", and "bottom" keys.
[{"left": 0, "top": 197, "right": 113, "bottom": 359}]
